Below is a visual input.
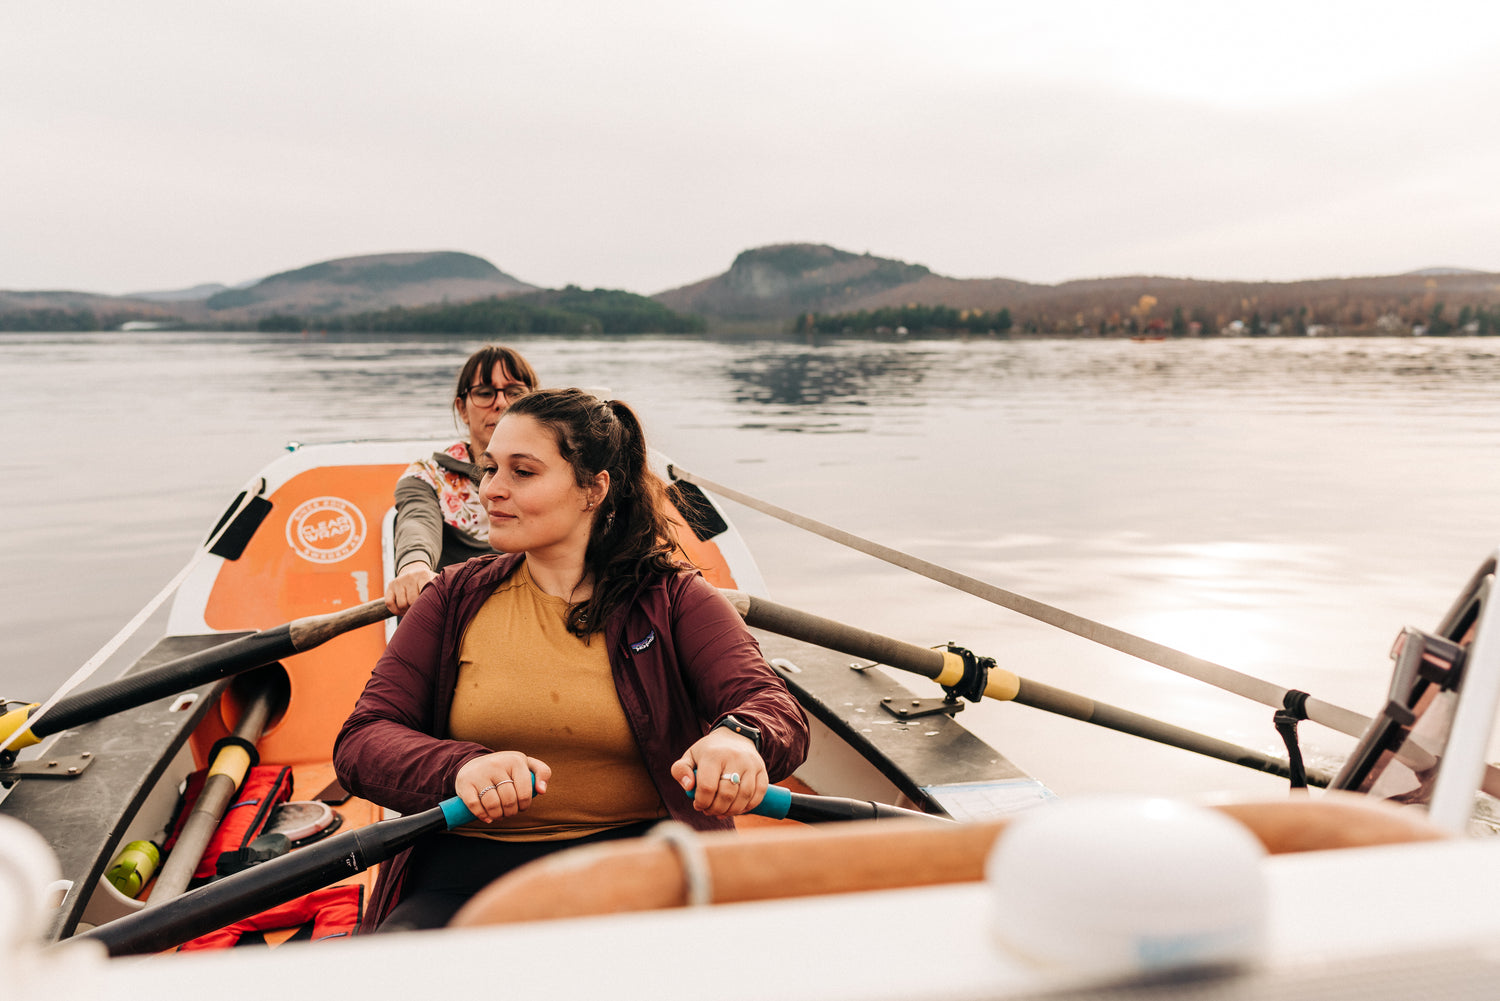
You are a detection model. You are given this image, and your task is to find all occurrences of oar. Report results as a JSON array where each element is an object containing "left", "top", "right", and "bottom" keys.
[
  {"left": 671, "top": 466, "right": 1373, "bottom": 741},
  {"left": 0, "top": 487, "right": 266, "bottom": 761},
  {"left": 692, "top": 780, "right": 945, "bottom": 823},
  {"left": 722, "top": 589, "right": 1331, "bottom": 786},
  {"left": 70, "top": 795, "right": 475, "bottom": 957},
  {"left": 0, "top": 599, "right": 391, "bottom": 760},
  {"left": 145, "top": 682, "right": 278, "bottom": 906},
  {"left": 756, "top": 785, "right": 946, "bottom": 823},
  {"left": 70, "top": 782, "right": 933, "bottom": 956}
]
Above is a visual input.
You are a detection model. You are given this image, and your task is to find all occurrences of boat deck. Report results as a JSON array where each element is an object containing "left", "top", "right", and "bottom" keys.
[{"left": 3, "top": 633, "right": 246, "bottom": 940}]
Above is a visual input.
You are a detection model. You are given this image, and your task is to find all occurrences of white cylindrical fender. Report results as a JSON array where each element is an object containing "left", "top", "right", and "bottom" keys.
[
  {"left": 0, "top": 813, "right": 65, "bottom": 965},
  {"left": 987, "top": 796, "right": 1268, "bottom": 978}
]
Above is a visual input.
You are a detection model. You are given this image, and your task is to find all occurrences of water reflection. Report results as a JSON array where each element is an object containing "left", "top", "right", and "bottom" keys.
[
  {"left": 724, "top": 345, "right": 934, "bottom": 410},
  {"left": 6, "top": 332, "right": 1500, "bottom": 801}
]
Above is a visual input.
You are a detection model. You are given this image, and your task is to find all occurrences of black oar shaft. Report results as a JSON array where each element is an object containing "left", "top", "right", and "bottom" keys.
[
  {"left": 1012, "top": 678, "right": 1317, "bottom": 784},
  {"left": 781, "top": 791, "right": 948, "bottom": 823},
  {"left": 72, "top": 803, "right": 450, "bottom": 957},
  {"left": 736, "top": 589, "right": 946, "bottom": 681},
  {"left": 726, "top": 590, "right": 1321, "bottom": 785},
  {"left": 36, "top": 628, "right": 290, "bottom": 737},
  {"left": 31, "top": 599, "right": 389, "bottom": 739}
]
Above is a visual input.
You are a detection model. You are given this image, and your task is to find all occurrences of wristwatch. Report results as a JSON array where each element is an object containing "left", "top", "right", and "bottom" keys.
[{"left": 712, "top": 714, "right": 762, "bottom": 752}]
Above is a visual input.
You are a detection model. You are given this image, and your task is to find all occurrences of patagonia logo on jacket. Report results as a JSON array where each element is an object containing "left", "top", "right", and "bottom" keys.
[{"left": 629, "top": 630, "right": 656, "bottom": 653}]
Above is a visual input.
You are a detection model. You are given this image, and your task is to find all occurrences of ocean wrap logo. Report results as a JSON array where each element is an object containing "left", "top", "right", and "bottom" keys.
[{"left": 286, "top": 496, "right": 367, "bottom": 564}]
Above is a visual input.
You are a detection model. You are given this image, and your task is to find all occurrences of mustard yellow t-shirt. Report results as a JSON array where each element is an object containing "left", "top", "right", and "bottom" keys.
[{"left": 449, "top": 559, "right": 667, "bottom": 841}]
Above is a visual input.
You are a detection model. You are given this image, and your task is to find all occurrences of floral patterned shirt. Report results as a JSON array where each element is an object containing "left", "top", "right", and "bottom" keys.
[{"left": 393, "top": 442, "right": 491, "bottom": 573}]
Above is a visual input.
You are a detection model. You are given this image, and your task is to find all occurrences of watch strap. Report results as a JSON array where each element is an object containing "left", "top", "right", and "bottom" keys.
[{"left": 712, "top": 714, "right": 762, "bottom": 751}]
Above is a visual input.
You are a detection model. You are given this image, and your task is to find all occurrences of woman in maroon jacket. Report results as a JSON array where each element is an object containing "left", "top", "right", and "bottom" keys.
[{"left": 335, "top": 389, "right": 809, "bottom": 931}]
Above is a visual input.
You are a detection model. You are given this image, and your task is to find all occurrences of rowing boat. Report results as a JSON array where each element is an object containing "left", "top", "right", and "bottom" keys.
[
  {"left": 5, "top": 440, "right": 1500, "bottom": 1000},
  {"left": 0, "top": 440, "right": 1047, "bottom": 951}
]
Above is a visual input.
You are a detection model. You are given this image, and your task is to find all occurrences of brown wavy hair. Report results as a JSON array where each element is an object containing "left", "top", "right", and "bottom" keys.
[
  {"left": 451, "top": 344, "right": 539, "bottom": 421},
  {"left": 502, "top": 388, "right": 680, "bottom": 636}
]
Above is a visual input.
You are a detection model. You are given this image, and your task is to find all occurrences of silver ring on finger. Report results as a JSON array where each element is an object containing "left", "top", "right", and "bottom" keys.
[{"left": 723, "top": 772, "right": 741, "bottom": 785}]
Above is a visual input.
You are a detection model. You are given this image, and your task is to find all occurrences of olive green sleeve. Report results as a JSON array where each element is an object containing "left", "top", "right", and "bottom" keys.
[{"left": 393, "top": 475, "right": 444, "bottom": 574}]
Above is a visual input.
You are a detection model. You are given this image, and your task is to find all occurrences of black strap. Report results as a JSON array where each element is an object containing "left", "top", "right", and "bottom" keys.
[
  {"left": 1274, "top": 690, "right": 1311, "bottom": 790},
  {"left": 942, "top": 645, "right": 992, "bottom": 704}
]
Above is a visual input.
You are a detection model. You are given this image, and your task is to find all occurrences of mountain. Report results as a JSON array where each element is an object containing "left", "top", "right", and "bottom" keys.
[
  {"left": 653, "top": 244, "right": 955, "bottom": 322},
  {"left": 4, "top": 245, "right": 1497, "bottom": 334},
  {"left": 653, "top": 243, "right": 1500, "bottom": 334},
  {"left": 0, "top": 251, "right": 540, "bottom": 330},
  {"left": 1405, "top": 267, "right": 1487, "bottom": 277},
  {"left": 201, "top": 251, "right": 536, "bottom": 319}
]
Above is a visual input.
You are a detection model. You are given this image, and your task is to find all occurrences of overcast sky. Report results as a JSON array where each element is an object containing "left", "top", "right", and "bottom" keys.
[{"left": 4, "top": 1, "right": 1497, "bottom": 297}]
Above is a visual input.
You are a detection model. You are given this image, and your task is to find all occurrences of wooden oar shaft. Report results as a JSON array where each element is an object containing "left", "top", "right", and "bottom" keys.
[
  {"left": 146, "top": 688, "right": 276, "bottom": 906},
  {"left": 724, "top": 590, "right": 1319, "bottom": 784},
  {"left": 286, "top": 598, "right": 393, "bottom": 650},
  {"left": 29, "top": 599, "right": 389, "bottom": 740},
  {"left": 678, "top": 467, "right": 1371, "bottom": 739}
]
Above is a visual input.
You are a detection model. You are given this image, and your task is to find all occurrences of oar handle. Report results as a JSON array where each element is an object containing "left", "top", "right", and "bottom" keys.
[
  {"left": 752, "top": 784, "right": 792, "bottom": 818},
  {"left": 683, "top": 780, "right": 941, "bottom": 823},
  {"left": 287, "top": 598, "right": 393, "bottom": 651},
  {"left": 451, "top": 772, "right": 925, "bottom": 825},
  {"left": 440, "top": 795, "right": 476, "bottom": 827},
  {"left": 437, "top": 771, "right": 541, "bottom": 827},
  {"left": 683, "top": 770, "right": 791, "bottom": 818}
]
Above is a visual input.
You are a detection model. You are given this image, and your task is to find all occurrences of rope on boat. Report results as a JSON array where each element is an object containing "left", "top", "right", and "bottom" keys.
[
  {"left": 669, "top": 465, "right": 1375, "bottom": 741},
  {"left": 0, "top": 486, "right": 260, "bottom": 758}
]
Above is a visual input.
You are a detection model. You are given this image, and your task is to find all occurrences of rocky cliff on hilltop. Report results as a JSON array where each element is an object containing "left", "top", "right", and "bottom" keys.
[{"left": 653, "top": 244, "right": 941, "bottom": 322}]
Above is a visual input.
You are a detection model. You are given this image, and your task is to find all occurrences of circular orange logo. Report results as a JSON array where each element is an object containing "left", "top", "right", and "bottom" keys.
[{"left": 285, "top": 496, "right": 367, "bottom": 564}]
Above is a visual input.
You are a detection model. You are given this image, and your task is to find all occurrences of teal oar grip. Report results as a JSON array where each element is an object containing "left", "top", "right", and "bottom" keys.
[
  {"left": 682, "top": 777, "right": 791, "bottom": 818},
  {"left": 754, "top": 784, "right": 792, "bottom": 818},
  {"left": 442, "top": 773, "right": 538, "bottom": 827},
  {"left": 684, "top": 776, "right": 945, "bottom": 824},
  {"left": 440, "top": 796, "right": 475, "bottom": 828}
]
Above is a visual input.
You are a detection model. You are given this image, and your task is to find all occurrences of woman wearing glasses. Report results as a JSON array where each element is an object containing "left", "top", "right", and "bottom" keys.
[{"left": 386, "top": 345, "right": 538, "bottom": 615}]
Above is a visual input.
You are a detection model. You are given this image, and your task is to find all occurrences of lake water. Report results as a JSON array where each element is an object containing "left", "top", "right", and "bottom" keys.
[{"left": 4, "top": 331, "right": 1500, "bottom": 800}]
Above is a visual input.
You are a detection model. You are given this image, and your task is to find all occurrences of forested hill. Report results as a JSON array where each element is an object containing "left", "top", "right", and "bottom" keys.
[
  {"left": 201, "top": 251, "right": 536, "bottom": 319},
  {"left": 652, "top": 244, "right": 968, "bottom": 323},
  {"left": 257, "top": 286, "right": 705, "bottom": 335},
  {"left": 4, "top": 244, "right": 1498, "bottom": 335},
  {"left": 652, "top": 244, "right": 1500, "bottom": 336},
  {"left": 0, "top": 251, "right": 541, "bottom": 331}
]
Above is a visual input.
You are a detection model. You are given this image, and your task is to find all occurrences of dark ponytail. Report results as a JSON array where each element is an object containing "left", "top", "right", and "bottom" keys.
[{"left": 502, "top": 389, "right": 679, "bottom": 635}]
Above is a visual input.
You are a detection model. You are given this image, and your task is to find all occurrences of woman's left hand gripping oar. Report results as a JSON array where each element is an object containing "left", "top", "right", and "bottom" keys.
[{"left": 455, "top": 753, "right": 549, "bottom": 823}]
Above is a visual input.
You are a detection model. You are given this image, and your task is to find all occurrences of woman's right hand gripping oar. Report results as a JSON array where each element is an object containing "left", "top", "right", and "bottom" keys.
[
  {"left": 671, "top": 725, "right": 768, "bottom": 818},
  {"left": 456, "top": 752, "right": 549, "bottom": 822}
]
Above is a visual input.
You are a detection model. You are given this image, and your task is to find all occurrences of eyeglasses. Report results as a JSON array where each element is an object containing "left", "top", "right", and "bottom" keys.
[{"left": 464, "top": 383, "right": 529, "bottom": 406}]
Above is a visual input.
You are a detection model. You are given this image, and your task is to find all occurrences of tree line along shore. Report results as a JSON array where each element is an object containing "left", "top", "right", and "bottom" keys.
[
  {"left": 7, "top": 295, "right": 1499, "bottom": 338},
  {"left": 797, "top": 298, "right": 1500, "bottom": 339}
]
